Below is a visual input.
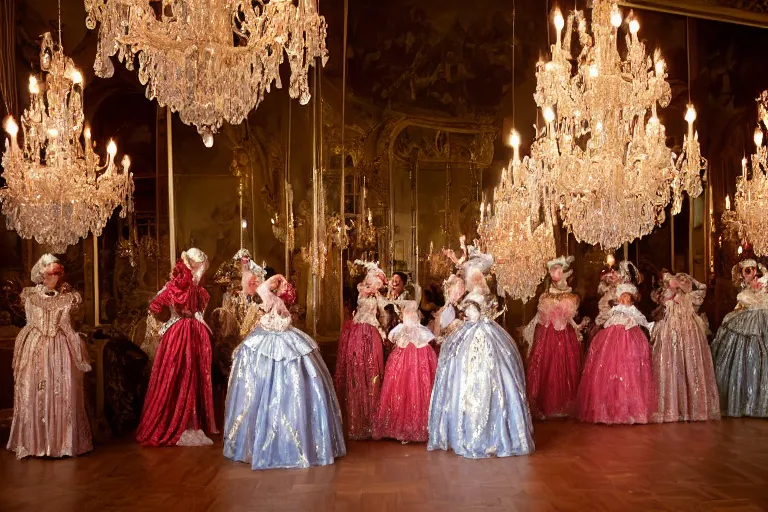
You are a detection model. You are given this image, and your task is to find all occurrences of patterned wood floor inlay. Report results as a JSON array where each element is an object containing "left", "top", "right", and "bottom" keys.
[{"left": 1, "top": 418, "right": 767, "bottom": 511}]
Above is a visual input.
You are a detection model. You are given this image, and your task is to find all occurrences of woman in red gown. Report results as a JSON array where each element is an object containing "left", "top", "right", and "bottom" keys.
[
  {"left": 136, "top": 248, "right": 218, "bottom": 447},
  {"left": 335, "top": 260, "right": 387, "bottom": 439}
]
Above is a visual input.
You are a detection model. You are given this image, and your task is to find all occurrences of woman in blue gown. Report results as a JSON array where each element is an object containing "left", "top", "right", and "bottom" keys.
[
  {"left": 223, "top": 273, "right": 346, "bottom": 469},
  {"left": 428, "top": 238, "right": 535, "bottom": 458}
]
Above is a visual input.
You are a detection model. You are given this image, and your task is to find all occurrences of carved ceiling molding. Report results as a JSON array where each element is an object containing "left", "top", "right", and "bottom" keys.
[
  {"left": 376, "top": 112, "right": 497, "bottom": 170},
  {"left": 619, "top": 0, "right": 768, "bottom": 27}
]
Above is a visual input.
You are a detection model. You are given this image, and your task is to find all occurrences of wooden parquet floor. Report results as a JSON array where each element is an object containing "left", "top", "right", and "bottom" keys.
[{"left": 1, "top": 419, "right": 767, "bottom": 512}]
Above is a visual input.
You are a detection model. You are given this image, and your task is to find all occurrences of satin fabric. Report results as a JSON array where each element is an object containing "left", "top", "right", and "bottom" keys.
[
  {"left": 223, "top": 325, "right": 346, "bottom": 469},
  {"left": 651, "top": 296, "right": 720, "bottom": 422},
  {"left": 7, "top": 286, "right": 93, "bottom": 459},
  {"left": 136, "top": 264, "right": 217, "bottom": 446},
  {"left": 373, "top": 344, "right": 438, "bottom": 442},
  {"left": 578, "top": 325, "right": 657, "bottom": 425},
  {"left": 334, "top": 320, "right": 384, "bottom": 440},
  {"left": 711, "top": 308, "right": 768, "bottom": 417},
  {"left": 428, "top": 318, "right": 535, "bottom": 458}
]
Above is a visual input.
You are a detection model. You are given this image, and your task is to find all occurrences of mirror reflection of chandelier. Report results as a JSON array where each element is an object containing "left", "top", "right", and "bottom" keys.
[
  {"left": 534, "top": 0, "right": 703, "bottom": 249},
  {"left": 85, "top": 0, "right": 328, "bottom": 146},
  {"left": 1, "top": 31, "right": 134, "bottom": 253},
  {"left": 478, "top": 131, "right": 556, "bottom": 303},
  {"left": 724, "top": 91, "right": 768, "bottom": 256}
]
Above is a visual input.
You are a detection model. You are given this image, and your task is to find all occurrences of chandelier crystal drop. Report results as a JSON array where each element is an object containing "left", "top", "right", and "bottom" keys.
[
  {"left": 478, "top": 131, "right": 556, "bottom": 303},
  {"left": 725, "top": 91, "right": 768, "bottom": 256},
  {"left": 533, "top": 1, "right": 702, "bottom": 249},
  {"left": 0, "top": 32, "right": 134, "bottom": 253},
  {"left": 85, "top": 0, "right": 328, "bottom": 144}
]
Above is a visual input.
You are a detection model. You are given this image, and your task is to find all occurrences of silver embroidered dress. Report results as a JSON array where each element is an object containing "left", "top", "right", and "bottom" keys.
[
  {"left": 223, "top": 277, "right": 346, "bottom": 469},
  {"left": 427, "top": 245, "right": 535, "bottom": 458}
]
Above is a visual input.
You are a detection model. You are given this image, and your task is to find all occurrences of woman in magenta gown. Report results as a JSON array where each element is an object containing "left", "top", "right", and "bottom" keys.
[
  {"left": 524, "top": 256, "right": 587, "bottom": 419},
  {"left": 577, "top": 283, "right": 657, "bottom": 425},
  {"left": 136, "top": 248, "right": 218, "bottom": 447},
  {"left": 373, "top": 300, "right": 437, "bottom": 442},
  {"left": 334, "top": 260, "right": 387, "bottom": 439}
]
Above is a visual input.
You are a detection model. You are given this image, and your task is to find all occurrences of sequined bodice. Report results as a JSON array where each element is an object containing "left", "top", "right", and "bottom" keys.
[
  {"left": 22, "top": 286, "right": 78, "bottom": 337},
  {"left": 259, "top": 310, "right": 292, "bottom": 332},
  {"left": 537, "top": 292, "right": 579, "bottom": 331},
  {"left": 353, "top": 295, "right": 381, "bottom": 328}
]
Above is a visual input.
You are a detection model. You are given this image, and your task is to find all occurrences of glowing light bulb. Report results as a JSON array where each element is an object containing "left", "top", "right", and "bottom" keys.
[
  {"left": 685, "top": 105, "right": 697, "bottom": 124},
  {"left": 122, "top": 155, "right": 131, "bottom": 169},
  {"left": 29, "top": 76, "right": 39, "bottom": 94},
  {"left": 47, "top": 128, "right": 59, "bottom": 138},
  {"left": 4, "top": 116, "right": 18, "bottom": 137},
  {"left": 725, "top": 195, "right": 731, "bottom": 211},
  {"left": 202, "top": 129, "right": 214, "bottom": 148},
  {"left": 84, "top": 126, "right": 91, "bottom": 139},
  {"left": 242, "top": 219, "right": 248, "bottom": 229},
  {"left": 509, "top": 130, "right": 521, "bottom": 148},
  {"left": 738, "top": 245, "right": 743, "bottom": 255},
  {"left": 107, "top": 140, "right": 117, "bottom": 157},
  {"left": 655, "top": 59, "right": 665, "bottom": 76},
  {"left": 553, "top": 11, "right": 565, "bottom": 31},
  {"left": 610, "top": 9, "right": 623, "bottom": 28},
  {"left": 606, "top": 253, "right": 616, "bottom": 267},
  {"left": 629, "top": 19, "right": 640, "bottom": 34},
  {"left": 70, "top": 70, "right": 83, "bottom": 85},
  {"left": 755, "top": 127, "right": 764, "bottom": 148},
  {"left": 543, "top": 107, "right": 555, "bottom": 123}
]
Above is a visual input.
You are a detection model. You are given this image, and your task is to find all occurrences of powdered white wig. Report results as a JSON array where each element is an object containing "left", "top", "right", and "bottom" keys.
[
  {"left": 181, "top": 248, "right": 209, "bottom": 283},
  {"left": 616, "top": 283, "right": 638, "bottom": 298},
  {"left": 547, "top": 255, "right": 574, "bottom": 271},
  {"left": 31, "top": 254, "right": 60, "bottom": 284}
]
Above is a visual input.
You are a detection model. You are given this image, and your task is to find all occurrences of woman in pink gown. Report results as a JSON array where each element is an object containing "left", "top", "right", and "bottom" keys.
[
  {"left": 136, "top": 248, "right": 218, "bottom": 447},
  {"left": 374, "top": 301, "right": 437, "bottom": 442},
  {"left": 524, "top": 256, "right": 587, "bottom": 419},
  {"left": 651, "top": 273, "right": 720, "bottom": 422},
  {"left": 578, "top": 283, "right": 657, "bottom": 424},
  {"left": 335, "top": 260, "right": 387, "bottom": 439},
  {"left": 7, "top": 254, "right": 93, "bottom": 459}
]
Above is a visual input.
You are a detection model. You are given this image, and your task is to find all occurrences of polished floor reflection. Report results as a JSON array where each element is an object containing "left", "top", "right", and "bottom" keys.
[{"left": 1, "top": 418, "right": 767, "bottom": 511}]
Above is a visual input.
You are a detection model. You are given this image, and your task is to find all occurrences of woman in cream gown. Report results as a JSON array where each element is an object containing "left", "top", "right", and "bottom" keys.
[{"left": 7, "top": 254, "right": 93, "bottom": 459}]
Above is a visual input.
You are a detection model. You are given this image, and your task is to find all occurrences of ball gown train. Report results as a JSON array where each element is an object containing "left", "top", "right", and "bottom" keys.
[
  {"left": 650, "top": 274, "right": 720, "bottom": 422},
  {"left": 7, "top": 285, "right": 93, "bottom": 459},
  {"left": 223, "top": 276, "right": 346, "bottom": 469},
  {"left": 136, "top": 257, "right": 217, "bottom": 447},
  {"left": 577, "top": 304, "right": 657, "bottom": 425},
  {"left": 711, "top": 284, "right": 768, "bottom": 417},
  {"left": 373, "top": 302, "right": 437, "bottom": 443}
]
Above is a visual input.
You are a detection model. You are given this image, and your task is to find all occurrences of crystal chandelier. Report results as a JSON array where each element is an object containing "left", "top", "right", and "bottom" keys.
[
  {"left": 85, "top": 0, "right": 328, "bottom": 146},
  {"left": 724, "top": 91, "right": 768, "bottom": 256},
  {"left": 534, "top": 1, "right": 702, "bottom": 249},
  {"left": 1, "top": 31, "right": 134, "bottom": 253},
  {"left": 478, "top": 130, "right": 556, "bottom": 303}
]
